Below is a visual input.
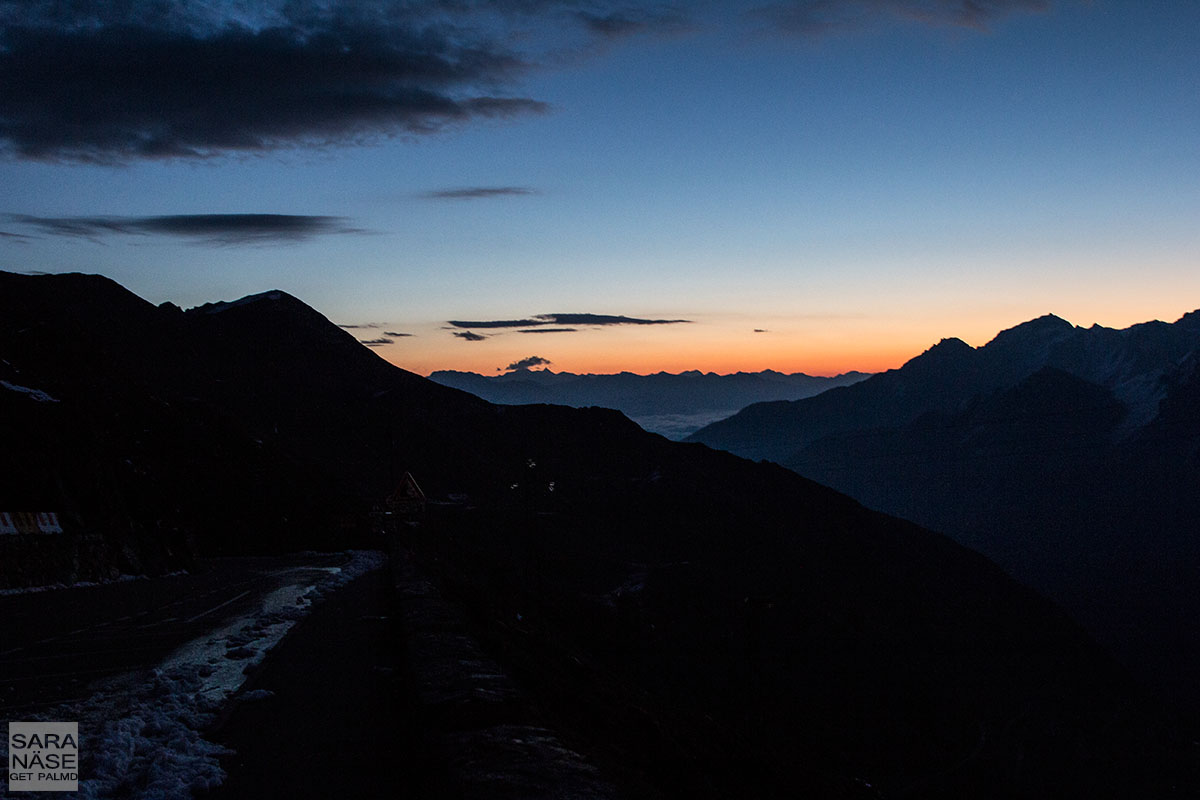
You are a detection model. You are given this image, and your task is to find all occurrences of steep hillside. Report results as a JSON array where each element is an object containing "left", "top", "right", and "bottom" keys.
[
  {"left": 2, "top": 272, "right": 1195, "bottom": 797},
  {"left": 689, "top": 311, "right": 1200, "bottom": 709}
]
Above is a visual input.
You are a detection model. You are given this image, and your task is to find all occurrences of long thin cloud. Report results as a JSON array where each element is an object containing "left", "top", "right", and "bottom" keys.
[
  {"left": 448, "top": 318, "right": 544, "bottom": 329},
  {"left": 544, "top": 313, "right": 691, "bottom": 326},
  {"left": 421, "top": 186, "right": 538, "bottom": 200},
  {"left": 7, "top": 214, "right": 361, "bottom": 245},
  {"left": 448, "top": 313, "right": 691, "bottom": 329}
]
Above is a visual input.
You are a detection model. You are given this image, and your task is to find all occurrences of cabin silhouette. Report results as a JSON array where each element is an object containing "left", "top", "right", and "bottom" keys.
[{"left": 385, "top": 472, "right": 425, "bottom": 516}]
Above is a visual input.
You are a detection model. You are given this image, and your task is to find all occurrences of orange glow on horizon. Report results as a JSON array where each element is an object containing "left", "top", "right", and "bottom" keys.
[
  {"left": 372, "top": 301, "right": 1200, "bottom": 379},
  {"left": 384, "top": 328, "right": 927, "bottom": 378}
]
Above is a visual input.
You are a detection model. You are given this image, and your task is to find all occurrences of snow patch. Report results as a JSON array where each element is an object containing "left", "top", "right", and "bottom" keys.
[
  {"left": 197, "top": 291, "right": 284, "bottom": 315},
  {"left": 1, "top": 379, "right": 59, "bottom": 403},
  {"left": 598, "top": 569, "right": 649, "bottom": 607},
  {"left": 0, "top": 572, "right": 171, "bottom": 597},
  {"left": 1111, "top": 370, "right": 1168, "bottom": 435},
  {"left": 0, "top": 551, "right": 385, "bottom": 800}
]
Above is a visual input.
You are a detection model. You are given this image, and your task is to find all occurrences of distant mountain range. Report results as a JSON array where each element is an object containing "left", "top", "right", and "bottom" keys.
[
  {"left": 2, "top": 272, "right": 1194, "bottom": 796},
  {"left": 429, "top": 368, "right": 870, "bottom": 439},
  {"left": 689, "top": 311, "right": 1200, "bottom": 708}
]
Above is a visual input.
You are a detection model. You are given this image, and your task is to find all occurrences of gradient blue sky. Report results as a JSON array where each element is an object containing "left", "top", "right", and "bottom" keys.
[{"left": 1, "top": 1, "right": 1197, "bottom": 375}]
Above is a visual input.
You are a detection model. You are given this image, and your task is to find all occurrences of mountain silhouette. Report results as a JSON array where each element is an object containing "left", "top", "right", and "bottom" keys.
[
  {"left": 429, "top": 368, "right": 869, "bottom": 439},
  {"left": 689, "top": 311, "right": 1200, "bottom": 709},
  {"left": 2, "top": 272, "right": 1195, "bottom": 797}
]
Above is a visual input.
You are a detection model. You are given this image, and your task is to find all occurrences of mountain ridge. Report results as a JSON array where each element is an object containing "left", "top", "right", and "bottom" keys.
[
  {"left": 429, "top": 366, "right": 870, "bottom": 439},
  {"left": 688, "top": 308, "right": 1200, "bottom": 709},
  {"left": 690, "top": 309, "right": 1200, "bottom": 460},
  {"left": 2, "top": 271, "right": 1195, "bottom": 796}
]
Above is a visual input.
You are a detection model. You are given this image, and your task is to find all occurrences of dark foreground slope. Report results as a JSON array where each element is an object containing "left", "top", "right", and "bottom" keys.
[
  {"left": 2, "top": 272, "right": 1195, "bottom": 797},
  {"left": 688, "top": 313, "right": 1200, "bottom": 709}
]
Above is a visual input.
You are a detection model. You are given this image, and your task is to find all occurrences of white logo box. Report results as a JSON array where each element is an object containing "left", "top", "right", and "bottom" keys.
[{"left": 8, "top": 721, "right": 79, "bottom": 792}]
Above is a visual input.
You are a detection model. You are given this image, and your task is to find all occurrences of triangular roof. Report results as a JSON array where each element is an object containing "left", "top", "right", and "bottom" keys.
[{"left": 389, "top": 472, "right": 424, "bottom": 502}]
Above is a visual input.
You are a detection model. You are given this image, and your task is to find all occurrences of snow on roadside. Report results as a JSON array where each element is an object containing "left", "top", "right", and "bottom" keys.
[
  {"left": 0, "top": 572, "right": 187, "bottom": 597},
  {"left": 1, "top": 379, "right": 60, "bottom": 403},
  {"left": 1, "top": 550, "right": 386, "bottom": 800}
]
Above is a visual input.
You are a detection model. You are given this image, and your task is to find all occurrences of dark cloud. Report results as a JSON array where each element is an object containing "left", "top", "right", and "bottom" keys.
[
  {"left": 449, "top": 313, "right": 690, "bottom": 329},
  {"left": 359, "top": 337, "right": 394, "bottom": 347},
  {"left": 453, "top": 331, "right": 487, "bottom": 341},
  {"left": 754, "top": 328, "right": 768, "bottom": 333},
  {"left": 449, "top": 318, "right": 543, "bottom": 329},
  {"left": 0, "top": 1, "right": 692, "bottom": 162},
  {"left": 384, "top": 331, "right": 413, "bottom": 337},
  {"left": 421, "top": 186, "right": 537, "bottom": 200},
  {"left": 541, "top": 313, "right": 690, "bottom": 326},
  {"left": 504, "top": 355, "right": 552, "bottom": 371},
  {"left": 752, "top": 0, "right": 1050, "bottom": 34},
  {"left": 0, "top": 3, "right": 548, "bottom": 162},
  {"left": 519, "top": 327, "right": 577, "bottom": 333},
  {"left": 0, "top": 230, "right": 31, "bottom": 242},
  {"left": 338, "top": 322, "right": 383, "bottom": 329},
  {"left": 8, "top": 213, "right": 360, "bottom": 244}
]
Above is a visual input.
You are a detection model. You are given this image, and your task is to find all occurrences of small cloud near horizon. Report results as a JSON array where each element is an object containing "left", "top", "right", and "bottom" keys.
[
  {"left": 453, "top": 331, "right": 487, "bottom": 342},
  {"left": 504, "top": 355, "right": 552, "bottom": 371},
  {"left": 384, "top": 331, "right": 412, "bottom": 337},
  {"left": 359, "top": 337, "right": 393, "bottom": 347}
]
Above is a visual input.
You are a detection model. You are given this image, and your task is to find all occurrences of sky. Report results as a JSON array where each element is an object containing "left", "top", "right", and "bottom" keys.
[{"left": 1, "top": 0, "right": 1198, "bottom": 376}]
